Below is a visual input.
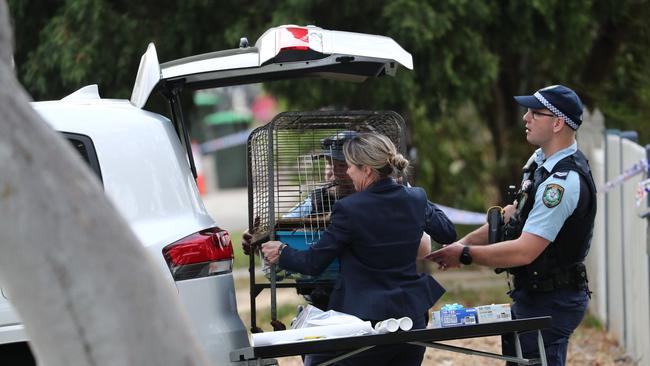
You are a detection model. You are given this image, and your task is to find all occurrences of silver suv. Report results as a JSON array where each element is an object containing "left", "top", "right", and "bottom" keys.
[{"left": 0, "top": 25, "right": 412, "bottom": 365}]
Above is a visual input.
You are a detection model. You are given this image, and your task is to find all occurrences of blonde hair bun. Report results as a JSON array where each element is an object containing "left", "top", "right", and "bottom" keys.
[
  {"left": 343, "top": 133, "right": 409, "bottom": 177},
  {"left": 389, "top": 153, "right": 409, "bottom": 173}
]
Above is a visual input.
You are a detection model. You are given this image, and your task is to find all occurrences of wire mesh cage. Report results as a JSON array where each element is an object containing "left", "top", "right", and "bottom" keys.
[
  {"left": 246, "top": 110, "right": 407, "bottom": 331},
  {"left": 247, "top": 110, "right": 406, "bottom": 271}
]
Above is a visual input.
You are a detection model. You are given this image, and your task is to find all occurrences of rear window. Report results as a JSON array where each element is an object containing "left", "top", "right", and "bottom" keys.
[{"left": 61, "top": 132, "right": 103, "bottom": 183}]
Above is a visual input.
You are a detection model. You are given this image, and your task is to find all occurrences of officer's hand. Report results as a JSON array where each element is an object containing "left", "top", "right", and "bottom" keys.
[
  {"left": 425, "top": 242, "right": 463, "bottom": 270},
  {"left": 503, "top": 203, "right": 517, "bottom": 224}
]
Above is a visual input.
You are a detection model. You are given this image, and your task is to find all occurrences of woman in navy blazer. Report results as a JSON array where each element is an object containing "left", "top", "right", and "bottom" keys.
[{"left": 262, "top": 133, "right": 456, "bottom": 366}]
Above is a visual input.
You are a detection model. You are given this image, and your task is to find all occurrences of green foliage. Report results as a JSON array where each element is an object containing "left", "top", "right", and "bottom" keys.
[
  {"left": 8, "top": 0, "right": 276, "bottom": 100},
  {"left": 411, "top": 104, "right": 499, "bottom": 208},
  {"left": 595, "top": 2, "right": 650, "bottom": 142},
  {"left": 264, "top": 0, "right": 650, "bottom": 205},
  {"left": 8, "top": 0, "right": 650, "bottom": 208}
]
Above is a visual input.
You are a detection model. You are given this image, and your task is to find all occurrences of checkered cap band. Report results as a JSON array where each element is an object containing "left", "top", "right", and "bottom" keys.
[{"left": 534, "top": 92, "right": 579, "bottom": 130}]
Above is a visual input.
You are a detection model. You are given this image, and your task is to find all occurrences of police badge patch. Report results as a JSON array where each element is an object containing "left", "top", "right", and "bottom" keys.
[{"left": 542, "top": 184, "right": 564, "bottom": 208}]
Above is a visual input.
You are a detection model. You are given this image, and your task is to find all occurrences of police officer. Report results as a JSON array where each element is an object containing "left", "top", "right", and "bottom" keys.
[{"left": 428, "top": 85, "right": 596, "bottom": 366}]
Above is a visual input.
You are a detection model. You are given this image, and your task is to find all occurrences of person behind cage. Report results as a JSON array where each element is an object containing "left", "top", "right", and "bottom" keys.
[
  {"left": 261, "top": 133, "right": 456, "bottom": 366},
  {"left": 428, "top": 85, "right": 596, "bottom": 366},
  {"left": 284, "top": 131, "right": 357, "bottom": 218}
]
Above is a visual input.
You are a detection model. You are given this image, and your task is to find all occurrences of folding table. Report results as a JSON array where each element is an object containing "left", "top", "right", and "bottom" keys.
[{"left": 231, "top": 316, "right": 551, "bottom": 365}]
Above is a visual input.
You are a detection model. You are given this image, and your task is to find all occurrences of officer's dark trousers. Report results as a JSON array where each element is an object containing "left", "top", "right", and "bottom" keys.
[
  {"left": 303, "top": 317, "right": 427, "bottom": 366},
  {"left": 502, "top": 288, "right": 589, "bottom": 366}
]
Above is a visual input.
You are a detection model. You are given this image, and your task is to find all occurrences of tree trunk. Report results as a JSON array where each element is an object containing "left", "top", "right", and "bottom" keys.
[
  {"left": 481, "top": 55, "right": 533, "bottom": 203},
  {"left": 0, "top": 2, "right": 208, "bottom": 365}
]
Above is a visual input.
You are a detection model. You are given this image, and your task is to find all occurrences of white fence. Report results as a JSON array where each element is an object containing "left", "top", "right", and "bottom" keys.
[{"left": 578, "top": 110, "right": 650, "bottom": 364}]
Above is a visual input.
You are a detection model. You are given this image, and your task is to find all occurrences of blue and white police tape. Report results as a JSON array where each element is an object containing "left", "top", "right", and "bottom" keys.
[
  {"left": 200, "top": 129, "right": 253, "bottom": 154},
  {"left": 602, "top": 159, "right": 648, "bottom": 193},
  {"left": 436, "top": 204, "right": 486, "bottom": 225}
]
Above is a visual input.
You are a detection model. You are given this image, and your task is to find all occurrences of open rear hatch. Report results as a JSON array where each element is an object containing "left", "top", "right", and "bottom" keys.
[{"left": 129, "top": 24, "right": 413, "bottom": 178}]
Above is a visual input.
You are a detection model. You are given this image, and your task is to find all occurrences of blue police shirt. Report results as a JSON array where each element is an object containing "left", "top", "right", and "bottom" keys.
[{"left": 522, "top": 142, "right": 581, "bottom": 242}]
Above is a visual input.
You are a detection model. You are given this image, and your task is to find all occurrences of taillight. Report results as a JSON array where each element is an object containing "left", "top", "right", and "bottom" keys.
[
  {"left": 163, "top": 228, "right": 234, "bottom": 281},
  {"left": 278, "top": 27, "right": 310, "bottom": 52},
  {"left": 269, "top": 26, "right": 326, "bottom": 64}
]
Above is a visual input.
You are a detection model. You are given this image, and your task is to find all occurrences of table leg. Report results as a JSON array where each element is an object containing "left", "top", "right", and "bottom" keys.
[
  {"left": 316, "top": 346, "right": 375, "bottom": 366},
  {"left": 514, "top": 331, "right": 523, "bottom": 358}
]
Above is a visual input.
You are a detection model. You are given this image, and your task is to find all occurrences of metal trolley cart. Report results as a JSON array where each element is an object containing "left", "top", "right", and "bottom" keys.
[
  {"left": 246, "top": 110, "right": 407, "bottom": 332},
  {"left": 231, "top": 316, "right": 552, "bottom": 365}
]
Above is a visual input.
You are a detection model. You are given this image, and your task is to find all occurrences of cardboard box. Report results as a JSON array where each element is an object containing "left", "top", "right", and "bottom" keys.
[
  {"left": 476, "top": 304, "right": 512, "bottom": 324},
  {"left": 440, "top": 307, "right": 477, "bottom": 327}
]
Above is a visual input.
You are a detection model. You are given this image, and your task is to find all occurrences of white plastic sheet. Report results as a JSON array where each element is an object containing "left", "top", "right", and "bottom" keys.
[
  {"left": 251, "top": 321, "right": 374, "bottom": 346},
  {"left": 291, "top": 305, "right": 365, "bottom": 329}
]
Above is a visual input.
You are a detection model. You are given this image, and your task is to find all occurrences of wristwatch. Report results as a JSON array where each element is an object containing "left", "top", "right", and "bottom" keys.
[{"left": 459, "top": 245, "right": 472, "bottom": 265}]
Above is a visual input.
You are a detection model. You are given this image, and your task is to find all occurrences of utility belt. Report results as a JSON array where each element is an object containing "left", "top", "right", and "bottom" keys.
[{"left": 512, "top": 263, "right": 589, "bottom": 292}]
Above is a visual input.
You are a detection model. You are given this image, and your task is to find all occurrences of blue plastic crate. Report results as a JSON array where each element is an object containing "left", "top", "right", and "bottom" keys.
[{"left": 276, "top": 230, "right": 340, "bottom": 281}]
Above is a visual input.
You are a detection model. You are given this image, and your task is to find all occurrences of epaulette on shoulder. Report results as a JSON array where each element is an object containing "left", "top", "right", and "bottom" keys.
[{"left": 553, "top": 171, "right": 569, "bottom": 180}]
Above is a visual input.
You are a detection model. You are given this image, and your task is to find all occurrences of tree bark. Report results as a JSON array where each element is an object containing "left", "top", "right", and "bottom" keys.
[
  {"left": 481, "top": 54, "right": 533, "bottom": 202},
  {"left": 0, "top": 2, "right": 208, "bottom": 365}
]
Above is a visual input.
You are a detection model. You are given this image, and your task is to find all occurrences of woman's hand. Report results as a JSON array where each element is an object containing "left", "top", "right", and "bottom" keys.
[{"left": 261, "top": 240, "right": 284, "bottom": 264}]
